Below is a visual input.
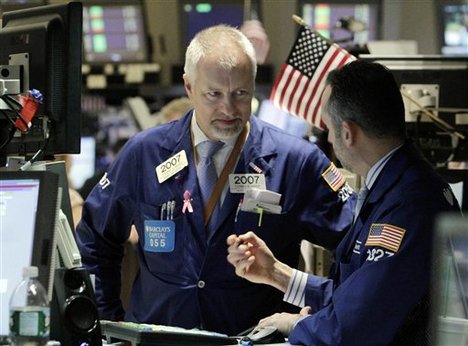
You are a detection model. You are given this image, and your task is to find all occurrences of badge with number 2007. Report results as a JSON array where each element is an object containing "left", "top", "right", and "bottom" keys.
[{"left": 156, "top": 150, "right": 188, "bottom": 183}]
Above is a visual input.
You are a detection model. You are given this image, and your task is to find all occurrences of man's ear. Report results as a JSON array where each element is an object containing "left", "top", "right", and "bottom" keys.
[
  {"left": 183, "top": 73, "right": 192, "bottom": 96},
  {"left": 341, "top": 120, "right": 357, "bottom": 146}
]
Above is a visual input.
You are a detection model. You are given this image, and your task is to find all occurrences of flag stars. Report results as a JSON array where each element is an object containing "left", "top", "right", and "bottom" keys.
[{"left": 270, "top": 25, "right": 355, "bottom": 130}]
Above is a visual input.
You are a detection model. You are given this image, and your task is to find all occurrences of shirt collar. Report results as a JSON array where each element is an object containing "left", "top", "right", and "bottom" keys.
[{"left": 365, "top": 144, "right": 403, "bottom": 189}]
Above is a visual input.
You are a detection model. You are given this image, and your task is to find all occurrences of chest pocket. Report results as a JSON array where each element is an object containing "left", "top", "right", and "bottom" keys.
[{"left": 137, "top": 202, "right": 190, "bottom": 281}]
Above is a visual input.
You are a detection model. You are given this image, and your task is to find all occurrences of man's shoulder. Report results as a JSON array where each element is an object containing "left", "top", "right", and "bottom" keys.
[
  {"left": 252, "top": 116, "right": 316, "bottom": 150},
  {"left": 128, "top": 117, "right": 189, "bottom": 148}
]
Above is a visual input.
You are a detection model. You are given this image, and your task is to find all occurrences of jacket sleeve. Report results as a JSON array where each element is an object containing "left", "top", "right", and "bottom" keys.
[
  {"left": 292, "top": 144, "right": 356, "bottom": 250},
  {"left": 76, "top": 140, "right": 139, "bottom": 320},
  {"left": 289, "top": 193, "right": 451, "bottom": 345}
]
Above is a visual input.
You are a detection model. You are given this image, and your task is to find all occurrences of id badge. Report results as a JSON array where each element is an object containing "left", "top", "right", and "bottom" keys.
[
  {"left": 144, "top": 220, "right": 175, "bottom": 252},
  {"left": 229, "top": 174, "right": 266, "bottom": 193},
  {"left": 156, "top": 150, "right": 188, "bottom": 183}
]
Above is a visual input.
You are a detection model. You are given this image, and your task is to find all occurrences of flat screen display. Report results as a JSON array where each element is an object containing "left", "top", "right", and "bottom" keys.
[
  {"left": 180, "top": 1, "right": 245, "bottom": 48},
  {"left": 82, "top": 2, "right": 149, "bottom": 63},
  {"left": 432, "top": 214, "right": 468, "bottom": 344},
  {"left": 0, "top": 171, "right": 59, "bottom": 337},
  {"left": 300, "top": 1, "right": 381, "bottom": 46},
  {"left": 439, "top": 2, "right": 468, "bottom": 55}
]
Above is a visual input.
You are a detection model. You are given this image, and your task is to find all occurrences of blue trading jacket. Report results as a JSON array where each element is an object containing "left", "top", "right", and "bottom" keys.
[
  {"left": 76, "top": 112, "right": 355, "bottom": 335},
  {"left": 288, "top": 142, "right": 461, "bottom": 345}
]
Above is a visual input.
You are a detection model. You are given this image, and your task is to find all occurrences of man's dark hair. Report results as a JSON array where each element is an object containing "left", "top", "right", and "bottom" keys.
[{"left": 325, "top": 60, "right": 407, "bottom": 140}]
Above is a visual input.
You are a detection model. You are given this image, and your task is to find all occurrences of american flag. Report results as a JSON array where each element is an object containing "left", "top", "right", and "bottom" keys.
[
  {"left": 322, "top": 163, "right": 346, "bottom": 192},
  {"left": 269, "top": 25, "right": 356, "bottom": 130},
  {"left": 365, "top": 224, "right": 406, "bottom": 253}
]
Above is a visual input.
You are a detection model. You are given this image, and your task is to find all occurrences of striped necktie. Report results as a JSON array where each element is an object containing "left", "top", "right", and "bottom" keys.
[{"left": 198, "top": 140, "right": 224, "bottom": 233}]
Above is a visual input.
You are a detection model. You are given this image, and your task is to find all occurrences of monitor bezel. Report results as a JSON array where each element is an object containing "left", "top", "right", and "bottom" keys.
[{"left": 0, "top": 169, "right": 59, "bottom": 296}]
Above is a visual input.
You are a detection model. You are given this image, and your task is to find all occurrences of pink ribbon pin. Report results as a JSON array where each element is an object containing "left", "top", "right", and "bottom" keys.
[{"left": 182, "top": 190, "right": 193, "bottom": 214}]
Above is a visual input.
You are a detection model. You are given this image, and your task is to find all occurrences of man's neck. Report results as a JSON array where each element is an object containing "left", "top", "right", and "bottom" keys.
[{"left": 359, "top": 138, "right": 405, "bottom": 179}]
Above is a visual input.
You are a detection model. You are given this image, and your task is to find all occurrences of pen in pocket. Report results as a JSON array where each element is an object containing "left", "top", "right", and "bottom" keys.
[
  {"left": 160, "top": 202, "right": 167, "bottom": 220},
  {"left": 235, "top": 198, "right": 243, "bottom": 223}
]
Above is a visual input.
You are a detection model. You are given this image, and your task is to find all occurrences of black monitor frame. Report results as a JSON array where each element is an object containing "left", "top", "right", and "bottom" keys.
[
  {"left": 0, "top": 169, "right": 59, "bottom": 300},
  {"left": 0, "top": 2, "right": 83, "bottom": 159}
]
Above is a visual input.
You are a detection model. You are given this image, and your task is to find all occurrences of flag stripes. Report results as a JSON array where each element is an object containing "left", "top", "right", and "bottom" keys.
[{"left": 270, "top": 26, "right": 356, "bottom": 130}]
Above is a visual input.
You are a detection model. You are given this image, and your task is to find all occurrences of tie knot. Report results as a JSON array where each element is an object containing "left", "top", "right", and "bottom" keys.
[{"left": 199, "top": 140, "right": 223, "bottom": 159}]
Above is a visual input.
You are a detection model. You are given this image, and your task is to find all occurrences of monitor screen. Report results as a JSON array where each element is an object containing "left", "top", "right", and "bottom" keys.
[
  {"left": 437, "top": 1, "right": 468, "bottom": 56},
  {"left": 300, "top": 1, "right": 381, "bottom": 46},
  {"left": 180, "top": 1, "right": 245, "bottom": 49},
  {"left": 0, "top": 170, "right": 59, "bottom": 337},
  {"left": 82, "top": 1, "right": 149, "bottom": 64},
  {"left": 432, "top": 214, "right": 468, "bottom": 344}
]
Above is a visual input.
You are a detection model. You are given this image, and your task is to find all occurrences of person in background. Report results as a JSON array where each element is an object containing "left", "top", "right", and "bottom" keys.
[
  {"left": 76, "top": 24, "right": 355, "bottom": 335},
  {"left": 227, "top": 60, "right": 461, "bottom": 344},
  {"left": 155, "top": 96, "right": 192, "bottom": 124}
]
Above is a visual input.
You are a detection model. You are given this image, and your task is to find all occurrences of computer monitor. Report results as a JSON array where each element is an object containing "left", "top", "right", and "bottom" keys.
[
  {"left": 299, "top": 0, "right": 381, "bottom": 46},
  {"left": 437, "top": 0, "right": 468, "bottom": 56},
  {"left": 0, "top": 2, "right": 83, "bottom": 159},
  {"left": 180, "top": 1, "right": 246, "bottom": 49},
  {"left": 82, "top": 0, "right": 150, "bottom": 64},
  {"left": 431, "top": 214, "right": 468, "bottom": 344},
  {"left": 0, "top": 170, "right": 59, "bottom": 337}
]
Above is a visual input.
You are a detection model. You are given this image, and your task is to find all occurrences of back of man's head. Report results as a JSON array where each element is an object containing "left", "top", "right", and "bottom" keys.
[{"left": 326, "top": 60, "right": 406, "bottom": 141}]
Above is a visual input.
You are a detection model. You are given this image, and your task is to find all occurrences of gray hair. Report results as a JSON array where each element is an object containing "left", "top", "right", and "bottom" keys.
[{"left": 184, "top": 24, "right": 257, "bottom": 83}]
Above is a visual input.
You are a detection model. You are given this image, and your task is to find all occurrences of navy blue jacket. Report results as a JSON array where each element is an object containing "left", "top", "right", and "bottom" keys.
[
  {"left": 76, "top": 112, "right": 355, "bottom": 335},
  {"left": 288, "top": 142, "right": 461, "bottom": 345}
]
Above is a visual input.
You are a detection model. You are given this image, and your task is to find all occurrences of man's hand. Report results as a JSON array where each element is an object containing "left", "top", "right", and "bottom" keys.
[
  {"left": 227, "top": 231, "right": 293, "bottom": 292},
  {"left": 257, "top": 306, "right": 312, "bottom": 335},
  {"left": 226, "top": 231, "right": 276, "bottom": 286}
]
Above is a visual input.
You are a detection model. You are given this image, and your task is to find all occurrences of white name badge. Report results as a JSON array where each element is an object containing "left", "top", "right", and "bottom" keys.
[
  {"left": 229, "top": 174, "right": 266, "bottom": 194},
  {"left": 156, "top": 150, "right": 188, "bottom": 183}
]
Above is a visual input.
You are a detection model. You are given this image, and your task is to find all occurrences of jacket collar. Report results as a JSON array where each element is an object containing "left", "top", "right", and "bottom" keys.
[
  {"left": 366, "top": 141, "right": 422, "bottom": 206},
  {"left": 160, "top": 110, "right": 194, "bottom": 154}
]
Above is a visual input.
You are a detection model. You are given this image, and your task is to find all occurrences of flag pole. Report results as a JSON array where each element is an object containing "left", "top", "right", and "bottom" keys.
[
  {"left": 291, "top": 14, "right": 337, "bottom": 46},
  {"left": 292, "top": 14, "right": 306, "bottom": 27}
]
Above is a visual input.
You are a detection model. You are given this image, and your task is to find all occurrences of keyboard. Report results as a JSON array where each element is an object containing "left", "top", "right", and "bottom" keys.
[{"left": 100, "top": 320, "right": 238, "bottom": 345}]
